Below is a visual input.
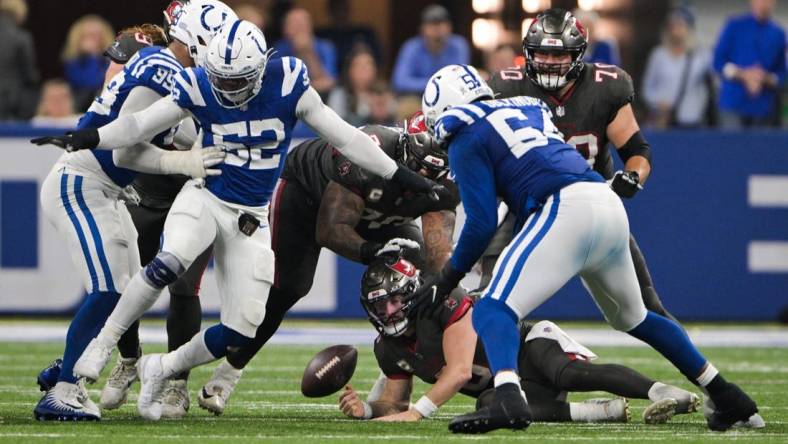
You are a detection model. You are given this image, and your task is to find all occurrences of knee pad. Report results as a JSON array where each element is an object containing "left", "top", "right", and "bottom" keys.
[
  {"left": 143, "top": 251, "right": 185, "bottom": 289},
  {"left": 204, "top": 324, "right": 254, "bottom": 358}
]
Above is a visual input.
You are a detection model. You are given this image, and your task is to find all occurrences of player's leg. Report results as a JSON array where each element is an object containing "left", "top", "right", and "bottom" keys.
[
  {"left": 101, "top": 203, "right": 165, "bottom": 409},
  {"left": 159, "top": 246, "right": 211, "bottom": 418},
  {"left": 135, "top": 200, "right": 274, "bottom": 420},
  {"left": 452, "top": 194, "right": 584, "bottom": 433},
  {"left": 223, "top": 179, "right": 320, "bottom": 369},
  {"left": 75, "top": 183, "right": 217, "bottom": 383},
  {"left": 629, "top": 234, "right": 680, "bottom": 324},
  {"left": 582, "top": 191, "right": 759, "bottom": 431},
  {"left": 36, "top": 172, "right": 139, "bottom": 420}
]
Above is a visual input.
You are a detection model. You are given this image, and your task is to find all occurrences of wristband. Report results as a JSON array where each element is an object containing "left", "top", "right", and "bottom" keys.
[
  {"left": 412, "top": 395, "right": 438, "bottom": 418},
  {"left": 361, "top": 401, "right": 373, "bottom": 419}
]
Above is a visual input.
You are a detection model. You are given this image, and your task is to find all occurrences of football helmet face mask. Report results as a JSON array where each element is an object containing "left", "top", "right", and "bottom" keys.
[
  {"left": 360, "top": 258, "right": 421, "bottom": 337},
  {"left": 163, "top": 0, "right": 237, "bottom": 66},
  {"left": 523, "top": 8, "right": 588, "bottom": 91},
  {"left": 400, "top": 131, "right": 449, "bottom": 181},
  {"left": 421, "top": 64, "right": 494, "bottom": 133},
  {"left": 205, "top": 20, "right": 272, "bottom": 108}
]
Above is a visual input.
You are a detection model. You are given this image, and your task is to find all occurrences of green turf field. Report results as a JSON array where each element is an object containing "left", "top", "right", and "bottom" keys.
[{"left": 0, "top": 339, "right": 785, "bottom": 443}]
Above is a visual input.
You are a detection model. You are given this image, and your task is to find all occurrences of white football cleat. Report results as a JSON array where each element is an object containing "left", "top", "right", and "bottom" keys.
[
  {"left": 583, "top": 398, "right": 630, "bottom": 423},
  {"left": 649, "top": 382, "right": 700, "bottom": 414},
  {"left": 643, "top": 397, "right": 678, "bottom": 424},
  {"left": 198, "top": 360, "right": 243, "bottom": 416},
  {"left": 100, "top": 357, "right": 138, "bottom": 409},
  {"left": 161, "top": 379, "right": 190, "bottom": 419},
  {"left": 74, "top": 338, "right": 113, "bottom": 383},
  {"left": 703, "top": 397, "right": 766, "bottom": 429},
  {"left": 77, "top": 378, "right": 101, "bottom": 418},
  {"left": 34, "top": 381, "right": 100, "bottom": 421},
  {"left": 137, "top": 354, "right": 168, "bottom": 421}
]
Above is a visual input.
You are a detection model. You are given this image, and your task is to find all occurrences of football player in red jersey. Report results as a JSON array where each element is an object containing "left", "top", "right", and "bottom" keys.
[
  {"left": 482, "top": 8, "right": 672, "bottom": 322},
  {"left": 338, "top": 258, "right": 699, "bottom": 424}
]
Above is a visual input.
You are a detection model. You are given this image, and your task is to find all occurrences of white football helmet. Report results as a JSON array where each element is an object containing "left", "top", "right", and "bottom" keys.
[
  {"left": 204, "top": 20, "right": 272, "bottom": 108},
  {"left": 421, "top": 64, "right": 494, "bottom": 133},
  {"left": 163, "top": 0, "right": 238, "bottom": 66}
]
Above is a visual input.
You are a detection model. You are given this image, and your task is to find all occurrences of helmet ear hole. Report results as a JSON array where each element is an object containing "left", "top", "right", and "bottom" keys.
[{"left": 197, "top": 36, "right": 206, "bottom": 46}]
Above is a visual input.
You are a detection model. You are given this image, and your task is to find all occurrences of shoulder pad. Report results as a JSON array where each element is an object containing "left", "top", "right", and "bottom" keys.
[{"left": 271, "top": 56, "right": 310, "bottom": 98}]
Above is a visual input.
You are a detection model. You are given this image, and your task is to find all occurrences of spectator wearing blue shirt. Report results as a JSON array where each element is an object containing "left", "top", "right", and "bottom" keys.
[
  {"left": 714, "top": 0, "right": 786, "bottom": 128},
  {"left": 61, "top": 15, "right": 114, "bottom": 113},
  {"left": 574, "top": 9, "right": 621, "bottom": 66},
  {"left": 275, "top": 7, "right": 338, "bottom": 95},
  {"left": 391, "top": 4, "right": 470, "bottom": 95}
]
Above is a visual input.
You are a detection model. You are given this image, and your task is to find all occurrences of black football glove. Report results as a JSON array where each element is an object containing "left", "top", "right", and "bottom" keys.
[
  {"left": 610, "top": 170, "right": 642, "bottom": 198},
  {"left": 31, "top": 129, "right": 100, "bottom": 152},
  {"left": 409, "top": 261, "right": 465, "bottom": 318},
  {"left": 391, "top": 164, "right": 445, "bottom": 202}
]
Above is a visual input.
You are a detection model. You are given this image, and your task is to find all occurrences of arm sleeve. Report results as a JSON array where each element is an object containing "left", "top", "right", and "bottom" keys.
[
  {"left": 713, "top": 21, "right": 734, "bottom": 74},
  {"left": 448, "top": 137, "right": 500, "bottom": 273},
  {"left": 296, "top": 86, "right": 398, "bottom": 179},
  {"left": 111, "top": 87, "right": 186, "bottom": 172},
  {"left": 172, "top": 118, "right": 198, "bottom": 150},
  {"left": 97, "top": 95, "right": 188, "bottom": 150}
]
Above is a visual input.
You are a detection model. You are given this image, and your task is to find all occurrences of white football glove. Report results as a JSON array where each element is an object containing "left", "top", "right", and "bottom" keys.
[
  {"left": 159, "top": 130, "right": 225, "bottom": 178},
  {"left": 375, "top": 238, "right": 421, "bottom": 258}
]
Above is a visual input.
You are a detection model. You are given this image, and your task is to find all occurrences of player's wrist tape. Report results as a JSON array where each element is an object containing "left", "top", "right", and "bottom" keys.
[
  {"left": 413, "top": 395, "right": 438, "bottom": 418},
  {"left": 361, "top": 401, "right": 373, "bottom": 419}
]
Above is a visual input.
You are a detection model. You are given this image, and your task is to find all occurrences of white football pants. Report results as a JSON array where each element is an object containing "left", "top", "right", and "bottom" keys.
[{"left": 483, "top": 182, "right": 648, "bottom": 331}]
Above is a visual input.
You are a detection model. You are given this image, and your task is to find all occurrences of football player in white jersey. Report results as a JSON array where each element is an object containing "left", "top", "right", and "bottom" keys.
[
  {"left": 37, "top": 20, "right": 441, "bottom": 420},
  {"left": 29, "top": 0, "right": 236, "bottom": 421}
]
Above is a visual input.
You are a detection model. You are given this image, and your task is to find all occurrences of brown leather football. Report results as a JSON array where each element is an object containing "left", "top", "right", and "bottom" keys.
[{"left": 301, "top": 345, "right": 358, "bottom": 398}]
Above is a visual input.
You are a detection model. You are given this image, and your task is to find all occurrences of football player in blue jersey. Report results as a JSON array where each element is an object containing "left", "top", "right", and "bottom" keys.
[
  {"left": 412, "top": 65, "right": 760, "bottom": 433},
  {"left": 39, "top": 19, "right": 441, "bottom": 420},
  {"left": 29, "top": 0, "right": 236, "bottom": 421}
]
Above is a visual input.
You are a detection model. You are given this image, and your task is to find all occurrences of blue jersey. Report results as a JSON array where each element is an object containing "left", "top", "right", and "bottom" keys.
[
  {"left": 435, "top": 96, "right": 604, "bottom": 273},
  {"left": 78, "top": 46, "right": 182, "bottom": 186},
  {"left": 171, "top": 57, "right": 310, "bottom": 207}
]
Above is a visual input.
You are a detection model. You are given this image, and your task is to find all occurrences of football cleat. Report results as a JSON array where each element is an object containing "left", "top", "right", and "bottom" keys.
[
  {"left": 648, "top": 382, "right": 700, "bottom": 414},
  {"left": 77, "top": 379, "right": 101, "bottom": 418},
  {"left": 705, "top": 383, "right": 760, "bottom": 431},
  {"left": 37, "top": 358, "right": 63, "bottom": 392},
  {"left": 449, "top": 383, "right": 532, "bottom": 434},
  {"left": 100, "top": 356, "right": 138, "bottom": 409},
  {"left": 198, "top": 360, "right": 243, "bottom": 416},
  {"left": 34, "top": 381, "right": 100, "bottom": 421},
  {"left": 161, "top": 379, "right": 190, "bottom": 419},
  {"left": 643, "top": 398, "right": 678, "bottom": 424},
  {"left": 74, "top": 337, "right": 113, "bottom": 383},
  {"left": 137, "top": 354, "right": 168, "bottom": 421},
  {"left": 704, "top": 395, "right": 765, "bottom": 429},
  {"left": 583, "top": 398, "right": 630, "bottom": 423}
]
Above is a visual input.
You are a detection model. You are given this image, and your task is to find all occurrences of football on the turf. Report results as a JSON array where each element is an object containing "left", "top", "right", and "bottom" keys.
[{"left": 301, "top": 344, "right": 358, "bottom": 397}]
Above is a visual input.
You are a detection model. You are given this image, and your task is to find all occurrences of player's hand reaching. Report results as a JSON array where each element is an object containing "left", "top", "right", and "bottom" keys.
[
  {"left": 161, "top": 130, "right": 225, "bottom": 178},
  {"left": 391, "top": 164, "right": 446, "bottom": 202},
  {"left": 31, "top": 129, "right": 100, "bottom": 152},
  {"left": 339, "top": 385, "right": 369, "bottom": 419},
  {"left": 409, "top": 261, "right": 465, "bottom": 318},
  {"left": 610, "top": 170, "right": 643, "bottom": 198}
]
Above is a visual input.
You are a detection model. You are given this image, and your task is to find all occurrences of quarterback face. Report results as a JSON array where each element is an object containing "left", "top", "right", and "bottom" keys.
[{"left": 371, "top": 294, "right": 407, "bottom": 326}]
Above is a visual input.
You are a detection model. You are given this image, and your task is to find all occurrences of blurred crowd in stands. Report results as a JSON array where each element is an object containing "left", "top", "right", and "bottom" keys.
[{"left": 0, "top": 0, "right": 785, "bottom": 129}]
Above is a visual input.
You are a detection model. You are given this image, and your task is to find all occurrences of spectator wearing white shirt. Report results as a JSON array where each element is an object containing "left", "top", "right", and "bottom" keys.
[{"left": 642, "top": 7, "right": 715, "bottom": 128}]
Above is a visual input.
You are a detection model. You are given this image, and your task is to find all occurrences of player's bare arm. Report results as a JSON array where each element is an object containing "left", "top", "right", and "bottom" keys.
[
  {"left": 607, "top": 103, "right": 651, "bottom": 184},
  {"left": 421, "top": 210, "right": 456, "bottom": 273},
  {"left": 339, "top": 378, "right": 412, "bottom": 419},
  {"left": 315, "top": 181, "right": 367, "bottom": 262},
  {"left": 378, "top": 308, "right": 477, "bottom": 422}
]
